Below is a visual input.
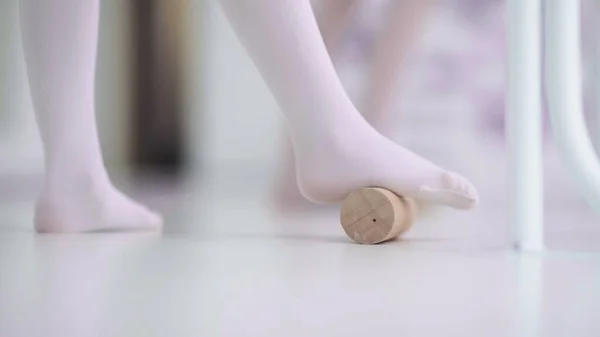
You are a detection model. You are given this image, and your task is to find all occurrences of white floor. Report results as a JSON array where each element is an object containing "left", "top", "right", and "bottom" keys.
[{"left": 0, "top": 173, "right": 600, "bottom": 337}]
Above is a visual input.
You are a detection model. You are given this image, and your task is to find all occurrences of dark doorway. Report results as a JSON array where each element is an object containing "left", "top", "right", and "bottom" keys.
[{"left": 130, "top": 0, "right": 190, "bottom": 176}]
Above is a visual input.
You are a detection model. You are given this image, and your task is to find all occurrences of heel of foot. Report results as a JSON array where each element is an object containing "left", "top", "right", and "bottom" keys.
[
  {"left": 340, "top": 188, "right": 417, "bottom": 244},
  {"left": 34, "top": 198, "right": 88, "bottom": 233}
]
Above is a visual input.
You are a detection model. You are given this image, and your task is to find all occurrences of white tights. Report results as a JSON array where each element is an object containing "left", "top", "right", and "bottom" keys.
[
  {"left": 19, "top": 0, "right": 477, "bottom": 232},
  {"left": 219, "top": 0, "right": 478, "bottom": 208},
  {"left": 20, "top": 0, "right": 161, "bottom": 232}
]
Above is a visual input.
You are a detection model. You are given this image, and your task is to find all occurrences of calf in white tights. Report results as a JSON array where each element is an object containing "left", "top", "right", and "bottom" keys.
[
  {"left": 20, "top": 0, "right": 477, "bottom": 233},
  {"left": 20, "top": 0, "right": 161, "bottom": 232},
  {"left": 273, "top": 0, "right": 434, "bottom": 209}
]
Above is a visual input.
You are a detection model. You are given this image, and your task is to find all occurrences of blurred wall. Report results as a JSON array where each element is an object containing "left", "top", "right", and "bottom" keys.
[
  {"left": 97, "top": 1, "right": 134, "bottom": 172},
  {"left": 130, "top": 0, "right": 193, "bottom": 176},
  {"left": 201, "top": 1, "right": 281, "bottom": 176},
  {"left": 0, "top": 0, "right": 42, "bottom": 175}
]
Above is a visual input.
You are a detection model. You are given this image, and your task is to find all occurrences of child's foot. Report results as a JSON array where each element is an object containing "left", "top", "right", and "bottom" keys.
[
  {"left": 35, "top": 175, "right": 162, "bottom": 233},
  {"left": 293, "top": 116, "right": 479, "bottom": 209}
]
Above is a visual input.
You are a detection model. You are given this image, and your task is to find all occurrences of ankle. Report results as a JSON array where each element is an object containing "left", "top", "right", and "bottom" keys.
[{"left": 44, "top": 168, "right": 110, "bottom": 194}]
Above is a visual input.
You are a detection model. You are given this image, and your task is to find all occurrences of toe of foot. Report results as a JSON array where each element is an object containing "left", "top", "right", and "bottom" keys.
[{"left": 416, "top": 172, "right": 479, "bottom": 209}]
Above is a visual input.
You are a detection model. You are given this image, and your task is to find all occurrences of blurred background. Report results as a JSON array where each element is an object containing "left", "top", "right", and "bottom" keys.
[{"left": 2, "top": 1, "right": 600, "bottom": 336}]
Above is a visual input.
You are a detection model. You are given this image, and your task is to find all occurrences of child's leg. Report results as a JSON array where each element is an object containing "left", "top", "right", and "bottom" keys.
[
  {"left": 272, "top": 0, "right": 358, "bottom": 210},
  {"left": 316, "top": 0, "right": 357, "bottom": 55},
  {"left": 363, "top": 0, "right": 432, "bottom": 131},
  {"left": 219, "top": 0, "right": 478, "bottom": 208},
  {"left": 20, "top": 0, "right": 162, "bottom": 232}
]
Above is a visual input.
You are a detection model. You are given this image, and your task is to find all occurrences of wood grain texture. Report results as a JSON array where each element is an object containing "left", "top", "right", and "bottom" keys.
[{"left": 340, "top": 188, "right": 417, "bottom": 244}]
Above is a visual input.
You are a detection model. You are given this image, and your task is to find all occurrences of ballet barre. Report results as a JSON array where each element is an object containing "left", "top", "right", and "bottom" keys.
[
  {"left": 509, "top": 0, "right": 600, "bottom": 251},
  {"left": 507, "top": 0, "right": 543, "bottom": 251}
]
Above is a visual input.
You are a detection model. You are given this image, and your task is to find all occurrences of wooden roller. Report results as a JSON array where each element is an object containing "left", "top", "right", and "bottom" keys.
[{"left": 340, "top": 188, "right": 417, "bottom": 244}]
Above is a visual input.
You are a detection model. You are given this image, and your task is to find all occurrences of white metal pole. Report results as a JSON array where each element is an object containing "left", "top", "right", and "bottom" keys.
[
  {"left": 507, "top": 0, "right": 544, "bottom": 251},
  {"left": 545, "top": 0, "right": 600, "bottom": 213},
  {"left": 595, "top": 1, "right": 600, "bottom": 153}
]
